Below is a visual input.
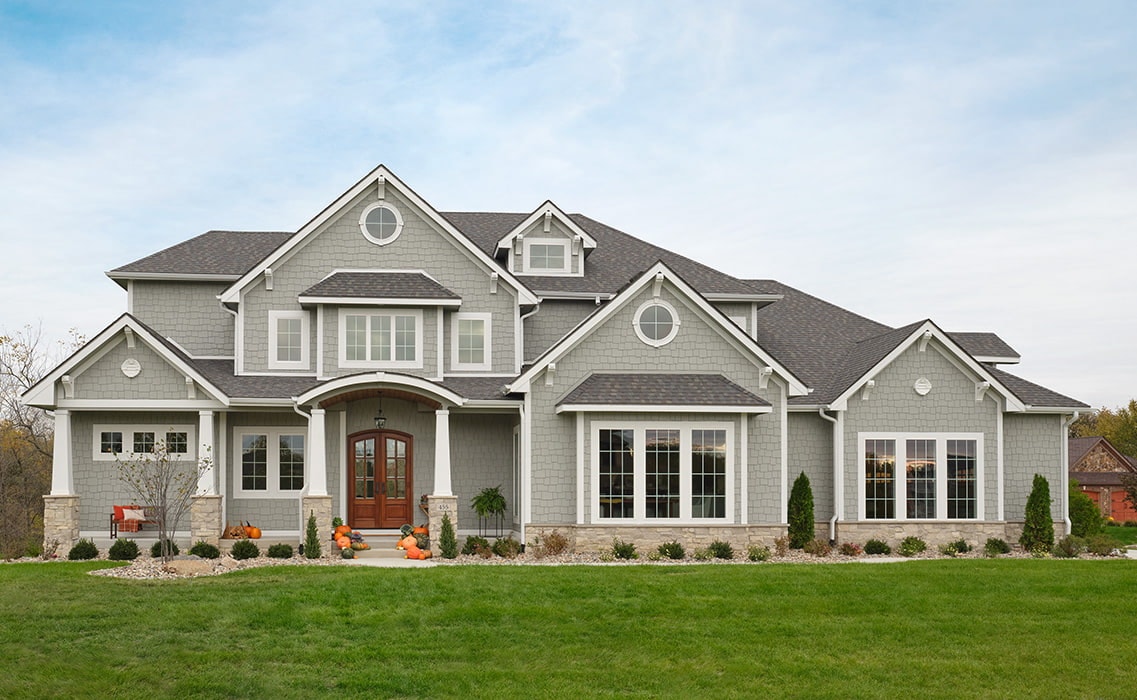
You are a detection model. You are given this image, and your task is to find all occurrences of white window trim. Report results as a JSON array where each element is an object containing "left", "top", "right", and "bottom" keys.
[
  {"left": 522, "top": 238, "right": 571, "bottom": 275},
  {"left": 92, "top": 424, "right": 196, "bottom": 462},
  {"left": 268, "top": 310, "right": 310, "bottom": 370},
  {"left": 337, "top": 308, "right": 424, "bottom": 370},
  {"left": 233, "top": 427, "right": 308, "bottom": 499},
  {"left": 451, "top": 312, "right": 492, "bottom": 372},
  {"left": 358, "top": 202, "right": 405, "bottom": 246},
  {"left": 857, "top": 432, "right": 985, "bottom": 521},
  {"left": 632, "top": 298, "right": 681, "bottom": 347},
  {"left": 590, "top": 421, "right": 734, "bottom": 525}
]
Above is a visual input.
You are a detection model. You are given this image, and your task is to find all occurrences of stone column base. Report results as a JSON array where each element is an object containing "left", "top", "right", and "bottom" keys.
[
  {"left": 302, "top": 495, "right": 334, "bottom": 549},
  {"left": 190, "top": 495, "right": 223, "bottom": 546},
  {"left": 426, "top": 495, "right": 458, "bottom": 551},
  {"left": 43, "top": 495, "right": 80, "bottom": 555}
]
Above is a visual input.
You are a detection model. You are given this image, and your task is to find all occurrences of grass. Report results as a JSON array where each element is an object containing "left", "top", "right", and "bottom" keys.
[
  {"left": 1105, "top": 524, "right": 1137, "bottom": 545},
  {"left": 2, "top": 560, "right": 1137, "bottom": 698}
]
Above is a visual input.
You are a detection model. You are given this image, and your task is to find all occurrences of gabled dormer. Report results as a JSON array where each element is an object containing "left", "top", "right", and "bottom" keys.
[{"left": 495, "top": 201, "right": 597, "bottom": 277}]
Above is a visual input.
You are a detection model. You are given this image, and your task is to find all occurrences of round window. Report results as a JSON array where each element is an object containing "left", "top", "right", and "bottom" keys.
[
  {"left": 359, "top": 203, "right": 404, "bottom": 245},
  {"left": 634, "top": 300, "right": 679, "bottom": 347}
]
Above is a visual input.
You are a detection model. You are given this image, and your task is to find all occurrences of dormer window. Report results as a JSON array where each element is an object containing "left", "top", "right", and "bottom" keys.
[{"left": 524, "top": 239, "right": 570, "bottom": 274}]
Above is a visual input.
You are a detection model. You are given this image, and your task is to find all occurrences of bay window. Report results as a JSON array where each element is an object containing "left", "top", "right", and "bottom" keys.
[{"left": 594, "top": 422, "right": 732, "bottom": 522}]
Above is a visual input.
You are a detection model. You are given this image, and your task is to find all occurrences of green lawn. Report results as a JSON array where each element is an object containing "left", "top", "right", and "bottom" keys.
[
  {"left": 2, "top": 560, "right": 1136, "bottom": 698},
  {"left": 1105, "top": 524, "right": 1137, "bottom": 545}
]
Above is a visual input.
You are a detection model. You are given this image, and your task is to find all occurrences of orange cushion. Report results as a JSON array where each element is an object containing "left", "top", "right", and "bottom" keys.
[{"left": 113, "top": 505, "right": 125, "bottom": 521}]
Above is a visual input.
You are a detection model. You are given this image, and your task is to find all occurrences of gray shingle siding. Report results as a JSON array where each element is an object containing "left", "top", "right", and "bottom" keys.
[
  {"left": 1003, "top": 413, "right": 1066, "bottom": 524},
  {"left": 523, "top": 300, "right": 596, "bottom": 362},
  {"left": 131, "top": 281, "right": 234, "bottom": 357},
  {"left": 75, "top": 337, "right": 190, "bottom": 401}
]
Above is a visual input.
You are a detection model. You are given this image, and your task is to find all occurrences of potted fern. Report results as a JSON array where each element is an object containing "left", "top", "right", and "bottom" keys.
[{"left": 472, "top": 485, "right": 507, "bottom": 537}]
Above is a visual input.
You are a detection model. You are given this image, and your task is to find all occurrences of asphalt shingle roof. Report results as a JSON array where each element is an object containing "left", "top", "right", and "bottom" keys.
[
  {"left": 948, "top": 332, "right": 1020, "bottom": 360},
  {"left": 110, "top": 231, "right": 292, "bottom": 276},
  {"left": 558, "top": 373, "right": 770, "bottom": 408},
  {"left": 301, "top": 272, "right": 460, "bottom": 300},
  {"left": 987, "top": 366, "right": 1088, "bottom": 409}
]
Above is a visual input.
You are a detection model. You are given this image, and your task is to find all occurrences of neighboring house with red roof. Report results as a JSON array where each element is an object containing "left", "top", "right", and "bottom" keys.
[
  {"left": 22, "top": 165, "right": 1088, "bottom": 553},
  {"left": 1069, "top": 436, "right": 1137, "bottom": 522}
]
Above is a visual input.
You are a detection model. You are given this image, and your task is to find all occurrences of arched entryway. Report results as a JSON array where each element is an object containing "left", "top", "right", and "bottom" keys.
[{"left": 348, "top": 430, "right": 413, "bottom": 528}]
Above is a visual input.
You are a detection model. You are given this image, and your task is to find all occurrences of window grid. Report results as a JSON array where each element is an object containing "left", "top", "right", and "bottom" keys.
[
  {"left": 166, "top": 432, "right": 188, "bottom": 454},
  {"left": 947, "top": 439, "right": 978, "bottom": 519},
  {"left": 865, "top": 439, "right": 896, "bottom": 519},
  {"left": 133, "top": 432, "right": 155, "bottom": 454},
  {"left": 276, "top": 317, "right": 302, "bottom": 363},
  {"left": 100, "top": 431, "right": 122, "bottom": 455},
  {"left": 906, "top": 439, "right": 937, "bottom": 519},
  {"left": 457, "top": 318, "right": 485, "bottom": 365},
  {"left": 278, "top": 434, "right": 305, "bottom": 491},
  {"left": 598, "top": 429, "right": 635, "bottom": 518},
  {"left": 529, "top": 243, "right": 566, "bottom": 271},
  {"left": 369, "top": 315, "right": 392, "bottom": 361},
  {"left": 342, "top": 311, "right": 420, "bottom": 367},
  {"left": 394, "top": 315, "right": 416, "bottom": 362},
  {"left": 645, "top": 430, "right": 681, "bottom": 518},
  {"left": 639, "top": 305, "right": 674, "bottom": 341},
  {"left": 241, "top": 435, "right": 268, "bottom": 491},
  {"left": 691, "top": 429, "right": 727, "bottom": 518}
]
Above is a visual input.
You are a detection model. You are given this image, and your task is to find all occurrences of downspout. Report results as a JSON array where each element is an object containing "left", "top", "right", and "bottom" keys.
[
  {"left": 517, "top": 303, "right": 541, "bottom": 371},
  {"left": 819, "top": 408, "right": 842, "bottom": 544},
  {"left": 1061, "top": 411, "right": 1079, "bottom": 536}
]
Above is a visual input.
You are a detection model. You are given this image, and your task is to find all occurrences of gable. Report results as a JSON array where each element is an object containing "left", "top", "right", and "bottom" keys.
[{"left": 1070, "top": 439, "right": 1136, "bottom": 473}]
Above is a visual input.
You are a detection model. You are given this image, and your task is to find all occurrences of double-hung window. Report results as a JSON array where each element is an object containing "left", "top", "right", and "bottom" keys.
[
  {"left": 268, "top": 310, "right": 310, "bottom": 370},
  {"left": 451, "top": 312, "right": 492, "bottom": 371},
  {"left": 236, "top": 428, "right": 307, "bottom": 497},
  {"left": 860, "top": 433, "right": 982, "bottom": 520},
  {"left": 593, "top": 422, "right": 732, "bottom": 522},
  {"left": 339, "top": 309, "right": 423, "bottom": 369}
]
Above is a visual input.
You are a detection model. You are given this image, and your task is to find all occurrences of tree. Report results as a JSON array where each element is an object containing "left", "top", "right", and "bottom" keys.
[
  {"left": 117, "top": 439, "right": 210, "bottom": 563},
  {"left": 0, "top": 325, "right": 83, "bottom": 558},
  {"left": 787, "top": 472, "right": 815, "bottom": 549},
  {"left": 1070, "top": 400, "right": 1137, "bottom": 458},
  {"left": 1120, "top": 473, "right": 1137, "bottom": 515},
  {"left": 304, "top": 510, "right": 321, "bottom": 559},
  {"left": 1068, "top": 480, "right": 1104, "bottom": 537},
  {"left": 438, "top": 513, "right": 458, "bottom": 559},
  {"left": 1020, "top": 474, "right": 1054, "bottom": 552}
]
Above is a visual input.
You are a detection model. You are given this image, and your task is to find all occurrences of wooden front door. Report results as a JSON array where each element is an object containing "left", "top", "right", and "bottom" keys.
[{"left": 348, "top": 431, "right": 413, "bottom": 529}]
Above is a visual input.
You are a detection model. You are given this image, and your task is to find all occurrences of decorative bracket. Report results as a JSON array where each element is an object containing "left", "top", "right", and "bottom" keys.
[
  {"left": 186, "top": 377, "right": 197, "bottom": 400},
  {"left": 975, "top": 381, "right": 991, "bottom": 402},
  {"left": 918, "top": 330, "right": 933, "bottom": 353},
  {"left": 123, "top": 326, "right": 135, "bottom": 349},
  {"left": 861, "top": 379, "right": 876, "bottom": 401},
  {"left": 594, "top": 295, "right": 602, "bottom": 306},
  {"left": 545, "top": 362, "right": 556, "bottom": 387},
  {"left": 572, "top": 234, "right": 582, "bottom": 256},
  {"left": 652, "top": 271, "right": 665, "bottom": 298},
  {"left": 377, "top": 174, "right": 386, "bottom": 200},
  {"left": 264, "top": 268, "right": 274, "bottom": 291},
  {"left": 514, "top": 233, "right": 524, "bottom": 255},
  {"left": 543, "top": 210, "right": 552, "bottom": 232},
  {"left": 489, "top": 271, "right": 499, "bottom": 294},
  {"left": 758, "top": 366, "right": 773, "bottom": 391},
  {"left": 61, "top": 375, "right": 75, "bottom": 399}
]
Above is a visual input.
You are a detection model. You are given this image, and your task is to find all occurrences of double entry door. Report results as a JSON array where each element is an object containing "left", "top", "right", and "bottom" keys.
[{"left": 348, "top": 430, "right": 413, "bottom": 529}]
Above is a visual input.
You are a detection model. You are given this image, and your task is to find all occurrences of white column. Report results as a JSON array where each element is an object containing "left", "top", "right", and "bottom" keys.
[
  {"left": 197, "top": 410, "right": 215, "bottom": 495},
  {"left": 308, "top": 408, "right": 328, "bottom": 496},
  {"left": 434, "top": 408, "right": 453, "bottom": 496},
  {"left": 50, "top": 410, "right": 72, "bottom": 495}
]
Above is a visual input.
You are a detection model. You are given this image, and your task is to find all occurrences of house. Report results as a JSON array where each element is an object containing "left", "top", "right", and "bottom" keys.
[
  {"left": 22, "top": 165, "right": 1089, "bottom": 552},
  {"left": 1069, "top": 436, "right": 1137, "bottom": 522}
]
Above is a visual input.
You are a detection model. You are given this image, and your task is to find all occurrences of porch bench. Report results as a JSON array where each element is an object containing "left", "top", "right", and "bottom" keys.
[{"left": 110, "top": 505, "right": 157, "bottom": 538}]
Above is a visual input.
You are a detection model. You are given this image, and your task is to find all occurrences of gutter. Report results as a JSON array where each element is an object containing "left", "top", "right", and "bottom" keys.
[{"left": 819, "top": 408, "right": 842, "bottom": 544}]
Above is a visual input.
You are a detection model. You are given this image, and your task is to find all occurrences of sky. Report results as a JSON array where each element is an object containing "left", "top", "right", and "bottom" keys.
[{"left": 0, "top": 1, "right": 1133, "bottom": 409}]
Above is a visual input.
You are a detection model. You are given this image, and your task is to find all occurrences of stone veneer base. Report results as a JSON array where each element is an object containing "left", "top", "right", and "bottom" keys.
[
  {"left": 190, "top": 495, "right": 223, "bottom": 546},
  {"left": 43, "top": 495, "right": 81, "bottom": 553}
]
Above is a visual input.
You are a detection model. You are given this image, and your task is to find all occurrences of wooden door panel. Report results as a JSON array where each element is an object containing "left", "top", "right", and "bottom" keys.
[{"left": 348, "top": 431, "right": 412, "bottom": 529}]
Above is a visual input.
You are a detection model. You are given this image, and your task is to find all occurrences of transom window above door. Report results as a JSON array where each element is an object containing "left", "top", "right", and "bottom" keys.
[{"left": 338, "top": 309, "right": 423, "bottom": 369}]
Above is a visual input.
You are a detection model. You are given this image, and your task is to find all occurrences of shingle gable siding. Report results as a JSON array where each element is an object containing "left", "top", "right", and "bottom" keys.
[
  {"left": 523, "top": 300, "right": 597, "bottom": 362},
  {"left": 840, "top": 341, "right": 1001, "bottom": 520},
  {"left": 240, "top": 186, "right": 518, "bottom": 376},
  {"left": 74, "top": 338, "right": 191, "bottom": 401},
  {"left": 131, "top": 281, "right": 233, "bottom": 358},
  {"left": 511, "top": 217, "right": 582, "bottom": 275}
]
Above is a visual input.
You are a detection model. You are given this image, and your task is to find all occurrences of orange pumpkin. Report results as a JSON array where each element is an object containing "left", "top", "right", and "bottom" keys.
[
  {"left": 412, "top": 526, "right": 428, "bottom": 535},
  {"left": 399, "top": 535, "right": 418, "bottom": 550},
  {"left": 404, "top": 545, "right": 422, "bottom": 559},
  {"left": 334, "top": 525, "right": 352, "bottom": 537},
  {"left": 335, "top": 536, "right": 351, "bottom": 549},
  {"left": 420, "top": 549, "right": 432, "bottom": 559}
]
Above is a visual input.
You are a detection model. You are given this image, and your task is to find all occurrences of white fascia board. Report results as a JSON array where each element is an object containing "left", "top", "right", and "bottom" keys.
[
  {"left": 20, "top": 315, "right": 231, "bottom": 409},
  {"left": 704, "top": 293, "right": 784, "bottom": 303},
  {"left": 827, "top": 321, "right": 1027, "bottom": 413},
  {"left": 297, "top": 296, "right": 461, "bottom": 307},
  {"left": 494, "top": 200, "right": 598, "bottom": 252},
  {"left": 974, "top": 355, "right": 1020, "bottom": 365},
  {"left": 57, "top": 399, "right": 226, "bottom": 410},
  {"left": 228, "top": 398, "right": 299, "bottom": 408},
  {"left": 509, "top": 261, "right": 809, "bottom": 396},
  {"left": 556, "top": 403, "right": 772, "bottom": 415},
  {"left": 107, "top": 272, "right": 241, "bottom": 283},
  {"left": 533, "top": 292, "right": 615, "bottom": 301},
  {"left": 219, "top": 165, "right": 538, "bottom": 305},
  {"left": 1021, "top": 406, "right": 1088, "bottom": 414},
  {"left": 292, "top": 371, "right": 467, "bottom": 408}
]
